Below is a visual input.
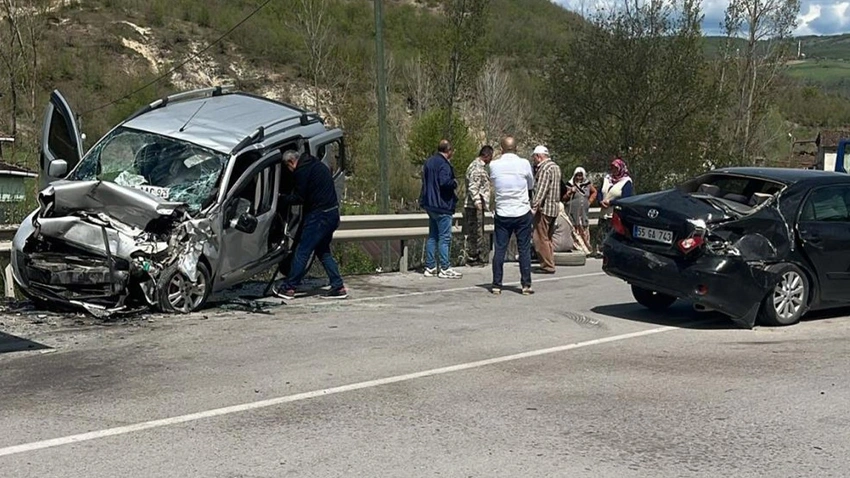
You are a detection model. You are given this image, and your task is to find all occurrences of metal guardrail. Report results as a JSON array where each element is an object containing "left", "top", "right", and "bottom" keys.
[
  {"left": 335, "top": 207, "right": 601, "bottom": 271},
  {"left": 334, "top": 212, "right": 493, "bottom": 242},
  {"left": 0, "top": 208, "right": 602, "bottom": 270},
  {"left": 335, "top": 207, "right": 600, "bottom": 241}
]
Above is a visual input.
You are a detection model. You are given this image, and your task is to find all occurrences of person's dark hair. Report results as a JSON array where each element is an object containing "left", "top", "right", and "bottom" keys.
[
  {"left": 437, "top": 139, "right": 453, "bottom": 153},
  {"left": 479, "top": 145, "right": 493, "bottom": 157}
]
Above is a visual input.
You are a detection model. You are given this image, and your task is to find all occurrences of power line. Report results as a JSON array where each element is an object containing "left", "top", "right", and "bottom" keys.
[{"left": 80, "top": 0, "right": 274, "bottom": 117}]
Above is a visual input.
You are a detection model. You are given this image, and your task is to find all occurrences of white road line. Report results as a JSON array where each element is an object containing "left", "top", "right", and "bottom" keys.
[
  {"left": 0, "top": 322, "right": 678, "bottom": 458},
  {"left": 294, "top": 271, "right": 607, "bottom": 306}
]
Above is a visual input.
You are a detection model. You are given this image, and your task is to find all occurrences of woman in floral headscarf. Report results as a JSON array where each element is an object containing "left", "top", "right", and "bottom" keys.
[
  {"left": 562, "top": 166, "right": 596, "bottom": 252},
  {"left": 593, "top": 157, "right": 634, "bottom": 256}
]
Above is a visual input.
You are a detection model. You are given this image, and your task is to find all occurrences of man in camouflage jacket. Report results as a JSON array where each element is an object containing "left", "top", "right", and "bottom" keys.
[{"left": 463, "top": 145, "right": 494, "bottom": 266}]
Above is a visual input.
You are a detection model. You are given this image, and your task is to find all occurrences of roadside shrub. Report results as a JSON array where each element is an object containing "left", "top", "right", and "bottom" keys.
[{"left": 406, "top": 108, "right": 477, "bottom": 171}]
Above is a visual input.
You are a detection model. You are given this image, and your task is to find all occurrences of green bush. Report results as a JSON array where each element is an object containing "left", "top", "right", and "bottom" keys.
[
  {"left": 331, "top": 242, "right": 377, "bottom": 276},
  {"left": 407, "top": 108, "right": 477, "bottom": 171}
]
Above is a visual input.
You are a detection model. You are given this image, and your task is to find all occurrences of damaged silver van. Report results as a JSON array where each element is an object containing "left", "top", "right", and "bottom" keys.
[{"left": 11, "top": 86, "right": 346, "bottom": 316}]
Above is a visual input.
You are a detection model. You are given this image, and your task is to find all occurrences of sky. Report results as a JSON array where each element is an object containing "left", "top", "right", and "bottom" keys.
[{"left": 553, "top": 0, "right": 850, "bottom": 36}]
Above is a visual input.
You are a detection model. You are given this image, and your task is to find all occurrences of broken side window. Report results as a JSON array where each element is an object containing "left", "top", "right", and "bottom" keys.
[
  {"left": 72, "top": 127, "right": 228, "bottom": 211},
  {"left": 226, "top": 151, "right": 279, "bottom": 217},
  {"left": 317, "top": 141, "right": 343, "bottom": 176}
]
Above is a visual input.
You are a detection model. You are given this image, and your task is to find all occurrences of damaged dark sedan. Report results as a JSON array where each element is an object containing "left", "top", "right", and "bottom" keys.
[
  {"left": 602, "top": 167, "right": 850, "bottom": 328},
  {"left": 12, "top": 86, "right": 346, "bottom": 316}
]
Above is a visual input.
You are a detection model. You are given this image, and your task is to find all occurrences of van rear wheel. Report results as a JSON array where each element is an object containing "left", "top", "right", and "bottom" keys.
[{"left": 631, "top": 285, "right": 677, "bottom": 311}]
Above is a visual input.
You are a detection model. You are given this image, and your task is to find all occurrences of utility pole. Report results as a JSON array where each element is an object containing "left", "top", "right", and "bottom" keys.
[
  {"left": 374, "top": 0, "right": 391, "bottom": 269},
  {"left": 374, "top": 0, "right": 390, "bottom": 216}
]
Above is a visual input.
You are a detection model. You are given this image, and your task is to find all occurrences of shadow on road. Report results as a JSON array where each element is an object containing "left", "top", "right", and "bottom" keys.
[
  {"left": 802, "top": 306, "right": 850, "bottom": 323},
  {"left": 0, "top": 331, "right": 51, "bottom": 354},
  {"left": 591, "top": 302, "right": 735, "bottom": 330}
]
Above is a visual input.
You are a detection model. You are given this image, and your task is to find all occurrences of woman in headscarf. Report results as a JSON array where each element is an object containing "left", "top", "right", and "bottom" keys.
[
  {"left": 562, "top": 166, "right": 596, "bottom": 252},
  {"left": 593, "top": 157, "right": 634, "bottom": 256}
]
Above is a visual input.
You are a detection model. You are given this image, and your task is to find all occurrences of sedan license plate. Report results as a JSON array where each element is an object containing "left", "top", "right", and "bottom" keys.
[{"left": 633, "top": 225, "right": 673, "bottom": 244}]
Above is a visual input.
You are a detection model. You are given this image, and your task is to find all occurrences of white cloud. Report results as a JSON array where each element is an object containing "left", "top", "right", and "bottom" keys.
[{"left": 551, "top": 0, "right": 850, "bottom": 36}]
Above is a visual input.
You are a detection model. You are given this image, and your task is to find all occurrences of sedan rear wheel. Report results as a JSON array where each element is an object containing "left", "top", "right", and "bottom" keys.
[
  {"left": 758, "top": 264, "right": 809, "bottom": 326},
  {"left": 631, "top": 285, "right": 677, "bottom": 311}
]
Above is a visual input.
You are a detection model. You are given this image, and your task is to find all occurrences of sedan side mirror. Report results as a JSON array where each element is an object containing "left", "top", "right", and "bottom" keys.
[
  {"left": 232, "top": 212, "right": 258, "bottom": 234},
  {"left": 47, "top": 159, "right": 67, "bottom": 178}
]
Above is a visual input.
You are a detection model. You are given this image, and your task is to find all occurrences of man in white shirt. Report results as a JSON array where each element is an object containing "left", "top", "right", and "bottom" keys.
[{"left": 488, "top": 136, "right": 535, "bottom": 295}]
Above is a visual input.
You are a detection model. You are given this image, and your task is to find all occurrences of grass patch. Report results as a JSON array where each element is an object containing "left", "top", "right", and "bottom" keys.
[{"left": 787, "top": 59, "right": 850, "bottom": 82}]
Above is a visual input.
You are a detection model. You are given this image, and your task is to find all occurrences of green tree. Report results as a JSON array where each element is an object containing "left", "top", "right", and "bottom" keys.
[
  {"left": 719, "top": 0, "right": 801, "bottom": 161},
  {"left": 407, "top": 108, "right": 476, "bottom": 172},
  {"left": 547, "top": 0, "right": 717, "bottom": 192},
  {"left": 438, "top": 0, "right": 491, "bottom": 137}
]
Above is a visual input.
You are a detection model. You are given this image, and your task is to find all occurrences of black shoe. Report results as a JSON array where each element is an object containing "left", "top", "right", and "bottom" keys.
[{"left": 321, "top": 287, "right": 349, "bottom": 300}]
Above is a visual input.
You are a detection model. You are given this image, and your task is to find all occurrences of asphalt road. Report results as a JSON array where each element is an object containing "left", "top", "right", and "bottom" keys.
[{"left": 2, "top": 259, "right": 850, "bottom": 477}]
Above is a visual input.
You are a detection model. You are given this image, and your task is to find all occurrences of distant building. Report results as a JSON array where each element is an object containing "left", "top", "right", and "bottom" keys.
[
  {"left": 0, "top": 134, "right": 38, "bottom": 222},
  {"left": 0, "top": 133, "right": 13, "bottom": 158},
  {"left": 786, "top": 139, "right": 818, "bottom": 169},
  {"left": 816, "top": 130, "right": 850, "bottom": 171},
  {"left": 0, "top": 160, "right": 37, "bottom": 202}
]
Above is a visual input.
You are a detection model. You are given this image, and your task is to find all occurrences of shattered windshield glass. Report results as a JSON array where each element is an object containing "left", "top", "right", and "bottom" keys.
[{"left": 72, "top": 127, "right": 228, "bottom": 211}]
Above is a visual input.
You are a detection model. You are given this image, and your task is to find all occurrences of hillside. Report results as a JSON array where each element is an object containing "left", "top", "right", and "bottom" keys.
[
  {"left": 703, "top": 34, "right": 850, "bottom": 95},
  {"left": 0, "top": 0, "right": 583, "bottom": 142},
  {"left": 1, "top": 0, "right": 850, "bottom": 210},
  {"left": 703, "top": 34, "right": 850, "bottom": 60}
]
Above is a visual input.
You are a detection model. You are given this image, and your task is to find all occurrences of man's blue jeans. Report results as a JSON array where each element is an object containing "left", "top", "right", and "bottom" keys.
[
  {"left": 425, "top": 210, "right": 453, "bottom": 270},
  {"left": 492, "top": 212, "right": 533, "bottom": 288},
  {"left": 283, "top": 208, "right": 344, "bottom": 290}
]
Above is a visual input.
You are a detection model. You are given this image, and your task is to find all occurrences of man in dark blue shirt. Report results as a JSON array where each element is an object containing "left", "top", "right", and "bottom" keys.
[
  {"left": 274, "top": 150, "right": 347, "bottom": 300},
  {"left": 419, "top": 139, "right": 462, "bottom": 279}
]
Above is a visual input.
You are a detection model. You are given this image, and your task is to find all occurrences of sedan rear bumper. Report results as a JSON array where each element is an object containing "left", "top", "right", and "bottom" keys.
[{"left": 602, "top": 237, "right": 771, "bottom": 327}]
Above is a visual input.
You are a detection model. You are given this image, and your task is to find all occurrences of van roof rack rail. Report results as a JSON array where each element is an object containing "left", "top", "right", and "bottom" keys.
[
  {"left": 126, "top": 85, "right": 235, "bottom": 122},
  {"left": 231, "top": 126, "right": 265, "bottom": 154}
]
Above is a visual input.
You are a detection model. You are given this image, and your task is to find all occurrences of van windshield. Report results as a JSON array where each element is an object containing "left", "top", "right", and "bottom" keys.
[{"left": 72, "top": 127, "right": 228, "bottom": 211}]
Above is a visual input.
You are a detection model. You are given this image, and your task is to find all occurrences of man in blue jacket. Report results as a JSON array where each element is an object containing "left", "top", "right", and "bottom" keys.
[{"left": 419, "top": 139, "right": 462, "bottom": 279}]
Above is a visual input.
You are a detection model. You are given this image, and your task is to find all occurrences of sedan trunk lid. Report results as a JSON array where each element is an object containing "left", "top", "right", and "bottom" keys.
[{"left": 613, "top": 189, "right": 739, "bottom": 256}]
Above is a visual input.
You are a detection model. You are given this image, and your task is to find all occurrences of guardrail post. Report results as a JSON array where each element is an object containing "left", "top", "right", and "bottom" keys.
[
  {"left": 488, "top": 232, "right": 494, "bottom": 263},
  {"left": 399, "top": 239, "right": 409, "bottom": 273},
  {"left": 4, "top": 263, "right": 14, "bottom": 298}
]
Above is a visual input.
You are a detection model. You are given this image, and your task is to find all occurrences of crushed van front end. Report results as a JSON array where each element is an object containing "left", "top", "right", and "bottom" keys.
[{"left": 11, "top": 181, "right": 217, "bottom": 316}]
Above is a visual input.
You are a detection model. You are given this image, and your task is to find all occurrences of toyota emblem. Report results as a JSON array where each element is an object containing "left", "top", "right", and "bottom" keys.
[{"left": 647, "top": 209, "right": 659, "bottom": 219}]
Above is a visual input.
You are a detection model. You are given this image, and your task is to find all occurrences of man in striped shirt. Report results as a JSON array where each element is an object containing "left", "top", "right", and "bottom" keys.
[{"left": 531, "top": 145, "right": 562, "bottom": 273}]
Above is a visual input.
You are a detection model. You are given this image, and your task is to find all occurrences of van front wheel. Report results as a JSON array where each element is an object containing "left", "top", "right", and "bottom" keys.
[{"left": 157, "top": 261, "right": 211, "bottom": 313}]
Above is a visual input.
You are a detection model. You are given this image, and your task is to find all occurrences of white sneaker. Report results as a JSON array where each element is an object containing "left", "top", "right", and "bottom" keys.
[
  {"left": 438, "top": 268, "right": 463, "bottom": 279},
  {"left": 424, "top": 267, "right": 438, "bottom": 277}
]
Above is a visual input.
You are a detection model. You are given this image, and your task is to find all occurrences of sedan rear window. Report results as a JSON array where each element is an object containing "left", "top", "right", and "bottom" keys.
[{"left": 679, "top": 174, "right": 784, "bottom": 207}]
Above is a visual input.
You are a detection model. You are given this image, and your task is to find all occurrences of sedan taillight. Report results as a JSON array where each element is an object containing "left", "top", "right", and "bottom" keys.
[
  {"left": 611, "top": 212, "right": 627, "bottom": 236},
  {"left": 678, "top": 236, "right": 704, "bottom": 254}
]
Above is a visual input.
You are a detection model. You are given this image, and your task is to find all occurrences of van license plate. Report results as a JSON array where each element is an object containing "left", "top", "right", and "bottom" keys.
[{"left": 633, "top": 225, "right": 673, "bottom": 244}]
